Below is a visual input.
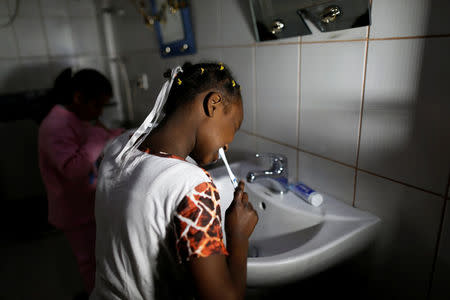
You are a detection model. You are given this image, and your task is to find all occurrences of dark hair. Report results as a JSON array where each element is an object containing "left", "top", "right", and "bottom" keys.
[
  {"left": 162, "top": 62, "right": 241, "bottom": 117},
  {"left": 52, "top": 68, "right": 113, "bottom": 105}
]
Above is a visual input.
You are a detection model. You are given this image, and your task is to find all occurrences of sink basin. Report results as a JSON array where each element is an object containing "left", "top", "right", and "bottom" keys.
[{"left": 208, "top": 160, "right": 380, "bottom": 287}]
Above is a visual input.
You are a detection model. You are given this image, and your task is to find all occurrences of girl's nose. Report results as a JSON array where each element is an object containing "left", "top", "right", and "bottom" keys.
[{"left": 223, "top": 144, "right": 229, "bottom": 152}]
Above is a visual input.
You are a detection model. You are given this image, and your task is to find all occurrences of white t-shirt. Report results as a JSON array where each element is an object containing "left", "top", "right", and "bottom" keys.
[{"left": 91, "top": 134, "right": 228, "bottom": 300}]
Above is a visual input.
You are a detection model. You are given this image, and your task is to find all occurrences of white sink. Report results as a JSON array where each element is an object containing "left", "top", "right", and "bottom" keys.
[{"left": 208, "top": 160, "right": 380, "bottom": 287}]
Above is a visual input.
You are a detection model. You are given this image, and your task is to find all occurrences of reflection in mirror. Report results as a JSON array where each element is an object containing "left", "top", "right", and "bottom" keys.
[
  {"left": 299, "top": 0, "right": 371, "bottom": 33},
  {"left": 147, "top": 0, "right": 196, "bottom": 57},
  {"left": 155, "top": 0, "right": 185, "bottom": 44},
  {"left": 250, "top": 0, "right": 371, "bottom": 42}
]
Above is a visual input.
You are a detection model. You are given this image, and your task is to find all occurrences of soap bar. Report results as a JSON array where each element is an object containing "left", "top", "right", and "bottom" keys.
[{"left": 289, "top": 182, "right": 323, "bottom": 207}]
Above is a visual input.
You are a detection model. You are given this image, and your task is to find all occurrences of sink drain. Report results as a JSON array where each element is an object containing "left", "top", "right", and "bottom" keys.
[{"left": 259, "top": 202, "right": 266, "bottom": 210}]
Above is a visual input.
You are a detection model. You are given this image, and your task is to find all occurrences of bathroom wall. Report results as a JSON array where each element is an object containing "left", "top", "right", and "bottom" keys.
[
  {"left": 0, "top": 0, "right": 110, "bottom": 226},
  {"left": 109, "top": 0, "right": 450, "bottom": 298}
]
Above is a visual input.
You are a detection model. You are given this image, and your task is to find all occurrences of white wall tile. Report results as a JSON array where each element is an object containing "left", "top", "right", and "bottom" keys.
[
  {"left": 257, "top": 36, "right": 299, "bottom": 46},
  {"left": 360, "top": 38, "right": 450, "bottom": 194},
  {"left": 123, "top": 52, "right": 159, "bottom": 123},
  {"left": 70, "top": 17, "right": 101, "bottom": 54},
  {"left": 113, "top": 17, "right": 158, "bottom": 54},
  {"left": 299, "top": 41, "right": 365, "bottom": 165},
  {"left": 40, "top": 0, "right": 69, "bottom": 17},
  {"left": 298, "top": 152, "right": 355, "bottom": 205},
  {"left": 0, "top": 59, "right": 21, "bottom": 93},
  {"left": 228, "top": 130, "right": 258, "bottom": 163},
  {"left": 191, "top": 0, "right": 219, "bottom": 47},
  {"left": 186, "top": 47, "right": 223, "bottom": 64},
  {"left": 430, "top": 200, "right": 450, "bottom": 299},
  {"left": 48, "top": 57, "right": 77, "bottom": 76},
  {"left": 301, "top": 18, "right": 367, "bottom": 42},
  {"left": 355, "top": 171, "right": 443, "bottom": 299},
  {"left": 231, "top": 131, "right": 257, "bottom": 151},
  {"left": 159, "top": 55, "right": 182, "bottom": 70},
  {"left": 0, "top": 18, "right": 18, "bottom": 58},
  {"left": 223, "top": 47, "right": 254, "bottom": 132},
  {"left": 44, "top": 58, "right": 77, "bottom": 95},
  {"left": 66, "top": 0, "right": 96, "bottom": 17},
  {"left": 44, "top": 17, "right": 75, "bottom": 56},
  {"left": 371, "top": 0, "right": 450, "bottom": 38},
  {"left": 76, "top": 56, "right": 107, "bottom": 74},
  {"left": 219, "top": 0, "right": 254, "bottom": 45},
  {"left": 108, "top": 0, "right": 141, "bottom": 18},
  {"left": 1, "top": 57, "right": 55, "bottom": 92},
  {"left": 0, "top": 0, "right": 9, "bottom": 15},
  {"left": 18, "top": 57, "right": 54, "bottom": 90},
  {"left": 255, "top": 44, "right": 299, "bottom": 147},
  {"left": 13, "top": 17, "right": 48, "bottom": 57},
  {"left": 123, "top": 52, "right": 184, "bottom": 125},
  {"left": 255, "top": 137, "right": 298, "bottom": 182},
  {"left": 8, "top": 0, "right": 40, "bottom": 17}
]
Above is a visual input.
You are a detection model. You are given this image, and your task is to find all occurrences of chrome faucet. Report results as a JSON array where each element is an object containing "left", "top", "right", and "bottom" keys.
[{"left": 246, "top": 153, "right": 289, "bottom": 194}]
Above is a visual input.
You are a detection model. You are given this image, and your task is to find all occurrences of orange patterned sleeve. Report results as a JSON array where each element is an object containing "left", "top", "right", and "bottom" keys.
[{"left": 173, "top": 181, "right": 229, "bottom": 262}]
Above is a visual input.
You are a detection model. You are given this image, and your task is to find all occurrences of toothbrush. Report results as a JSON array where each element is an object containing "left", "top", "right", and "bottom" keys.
[{"left": 218, "top": 148, "right": 239, "bottom": 189}]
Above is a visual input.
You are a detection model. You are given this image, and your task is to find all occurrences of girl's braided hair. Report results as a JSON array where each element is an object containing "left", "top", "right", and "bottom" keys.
[{"left": 162, "top": 61, "right": 241, "bottom": 116}]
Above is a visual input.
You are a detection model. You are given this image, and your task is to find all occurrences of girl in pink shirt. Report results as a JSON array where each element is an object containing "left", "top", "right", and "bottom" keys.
[{"left": 38, "top": 68, "right": 122, "bottom": 295}]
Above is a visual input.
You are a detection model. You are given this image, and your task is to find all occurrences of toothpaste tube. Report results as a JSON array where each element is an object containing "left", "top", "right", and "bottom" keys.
[{"left": 289, "top": 182, "right": 323, "bottom": 207}]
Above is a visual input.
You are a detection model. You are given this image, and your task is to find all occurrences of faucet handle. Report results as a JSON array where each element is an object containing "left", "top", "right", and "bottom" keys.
[{"left": 255, "top": 153, "right": 288, "bottom": 175}]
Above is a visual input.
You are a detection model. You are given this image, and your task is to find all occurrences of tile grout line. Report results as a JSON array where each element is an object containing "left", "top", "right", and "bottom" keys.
[
  {"left": 68, "top": 7, "right": 92, "bottom": 69},
  {"left": 370, "top": 33, "right": 450, "bottom": 41},
  {"left": 6, "top": 0, "right": 21, "bottom": 64},
  {"left": 199, "top": 33, "right": 450, "bottom": 50},
  {"left": 61, "top": 0, "right": 78, "bottom": 68},
  {"left": 357, "top": 168, "right": 443, "bottom": 197},
  {"left": 241, "top": 129, "right": 445, "bottom": 198},
  {"left": 100, "top": 32, "right": 450, "bottom": 58},
  {"left": 242, "top": 129, "right": 356, "bottom": 168},
  {"left": 0, "top": 52, "right": 110, "bottom": 61},
  {"left": 37, "top": 0, "right": 51, "bottom": 61},
  {"left": 426, "top": 171, "right": 450, "bottom": 299},
  {"left": 296, "top": 36, "right": 302, "bottom": 182},
  {"left": 301, "top": 38, "right": 367, "bottom": 44},
  {"left": 216, "top": 0, "right": 221, "bottom": 48},
  {"left": 352, "top": 25, "right": 371, "bottom": 207},
  {"left": 251, "top": 45, "right": 256, "bottom": 135}
]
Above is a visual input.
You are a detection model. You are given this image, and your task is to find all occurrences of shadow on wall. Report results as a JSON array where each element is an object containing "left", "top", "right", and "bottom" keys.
[
  {"left": 357, "top": 0, "right": 450, "bottom": 299},
  {"left": 0, "top": 62, "right": 74, "bottom": 240},
  {"left": 236, "top": 0, "right": 257, "bottom": 40},
  {"left": 0, "top": 61, "right": 75, "bottom": 123}
]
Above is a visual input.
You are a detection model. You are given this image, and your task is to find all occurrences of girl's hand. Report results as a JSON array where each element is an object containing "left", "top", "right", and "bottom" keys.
[{"left": 225, "top": 181, "right": 258, "bottom": 242}]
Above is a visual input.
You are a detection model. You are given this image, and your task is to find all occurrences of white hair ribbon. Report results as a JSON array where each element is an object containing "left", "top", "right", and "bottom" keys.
[{"left": 115, "top": 66, "right": 183, "bottom": 164}]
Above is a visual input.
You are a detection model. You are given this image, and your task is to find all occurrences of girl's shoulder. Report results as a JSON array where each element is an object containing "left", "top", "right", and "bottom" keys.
[
  {"left": 145, "top": 156, "right": 212, "bottom": 188},
  {"left": 104, "top": 132, "right": 212, "bottom": 187}
]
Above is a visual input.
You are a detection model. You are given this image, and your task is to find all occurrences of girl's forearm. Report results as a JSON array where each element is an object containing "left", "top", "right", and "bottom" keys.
[{"left": 226, "top": 236, "right": 249, "bottom": 300}]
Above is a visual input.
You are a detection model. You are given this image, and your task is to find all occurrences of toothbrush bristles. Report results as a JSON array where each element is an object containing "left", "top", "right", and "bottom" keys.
[{"left": 219, "top": 148, "right": 239, "bottom": 189}]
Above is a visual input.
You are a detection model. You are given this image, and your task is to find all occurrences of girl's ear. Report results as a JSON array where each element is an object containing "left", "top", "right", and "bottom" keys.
[{"left": 203, "top": 92, "right": 223, "bottom": 117}]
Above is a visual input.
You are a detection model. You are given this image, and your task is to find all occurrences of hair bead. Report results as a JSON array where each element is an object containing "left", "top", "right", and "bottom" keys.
[{"left": 163, "top": 62, "right": 242, "bottom": 117}]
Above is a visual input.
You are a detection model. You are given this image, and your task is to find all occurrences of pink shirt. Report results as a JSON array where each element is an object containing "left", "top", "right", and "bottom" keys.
[{"left": 38, "top": 105, "right": 121, "bottom": 229}]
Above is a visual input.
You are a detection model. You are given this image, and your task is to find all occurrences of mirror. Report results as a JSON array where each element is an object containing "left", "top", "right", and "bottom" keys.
[
  {"left": 148, "top": 0, "right": 196, "bottom": 57},
  {"left": 249, "top": 0, "right": 371, "bottom": 42}
]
